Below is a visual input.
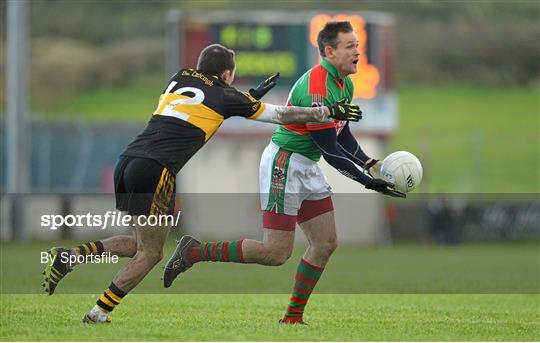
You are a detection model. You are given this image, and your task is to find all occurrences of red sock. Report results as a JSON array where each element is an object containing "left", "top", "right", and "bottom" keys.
[
  {"left": 281, "top": 316, "right": 305, "bottom": 324},
  {"left": 281, "top": 258, "right": 324, "bottom": 323},
  {"left": 186, "top": 240, "right": 244, "bottom": 264}
]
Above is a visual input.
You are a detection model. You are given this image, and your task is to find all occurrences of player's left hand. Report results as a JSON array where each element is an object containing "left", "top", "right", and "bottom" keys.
[
  {"left": 365, "top": 178, "right": 406, "bottom": 198},
  {"left": 364, "top": 159, "right": 381, "bottom": 178},
  {"left": 249, "top": 72, "right": 280, "bottom": 100}
]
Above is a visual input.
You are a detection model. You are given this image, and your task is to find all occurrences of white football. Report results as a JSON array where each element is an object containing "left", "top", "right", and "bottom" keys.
[{"left": 380, "top": 151, "right": 423, "bottom": 193}]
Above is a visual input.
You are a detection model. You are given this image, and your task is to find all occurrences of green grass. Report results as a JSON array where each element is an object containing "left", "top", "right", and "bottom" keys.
[
  {"left": 40, "top": 80, "right": 539, "bottom": 192},
  {"left": 392, "top": 83, "right": 539, "bottom": 193},
  {"left": 1, "top": 294, "right": 538, "bottom": 341},
  {"left": 1, "top": 240, "right": 539, "bottom": 340},
  {"left": 1, "top": 240, "right": 539, "bottom": 294},
  {"left": 41, "top": 75, "right": 165, "bottom": 122}
]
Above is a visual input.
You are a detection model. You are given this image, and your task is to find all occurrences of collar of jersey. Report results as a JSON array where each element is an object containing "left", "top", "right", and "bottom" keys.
[{"left": 320, "top": 58, "right": 342, "bottom": 82}]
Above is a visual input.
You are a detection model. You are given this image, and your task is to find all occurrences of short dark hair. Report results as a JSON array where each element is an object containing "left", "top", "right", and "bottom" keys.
[
  {"left": 197, "top": 44, "right": 235, "bottom": 76},
  {"left": 317, "top": 21, "right": 353, "bottom": 57}
]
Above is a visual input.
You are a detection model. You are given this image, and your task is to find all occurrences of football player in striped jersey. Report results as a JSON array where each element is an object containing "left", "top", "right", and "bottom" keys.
[
  {"left": 43, "top": 43, "right": 362, "bottom": 324},
  {"left": 163, "top": 23, "right": 403, "bottom": 325}
]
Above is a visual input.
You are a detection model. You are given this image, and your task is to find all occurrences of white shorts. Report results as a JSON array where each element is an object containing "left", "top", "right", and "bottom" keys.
[{"left": 259, "top": 141, "right": 332, "bottom": 216}]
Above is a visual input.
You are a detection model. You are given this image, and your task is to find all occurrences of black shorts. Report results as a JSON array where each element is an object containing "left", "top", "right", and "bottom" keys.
[{"left": 114, "top": 156, "right": 176, "bottom": 216}]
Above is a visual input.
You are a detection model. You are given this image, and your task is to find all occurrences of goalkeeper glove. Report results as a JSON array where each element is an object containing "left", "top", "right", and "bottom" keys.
[
  {"left": 327, "top": 98, "right": 362, "bottom": 121},
  {"left": 365, "top": 178, "right": 406, "bottom": 198},
  {"left": 249, "top": 72, "right": 280, "bottom": 100}
]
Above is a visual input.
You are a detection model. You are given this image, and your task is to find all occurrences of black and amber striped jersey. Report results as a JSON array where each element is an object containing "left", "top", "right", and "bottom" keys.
[{"left": 121, "top": 69, "right": 267, "bottom": 174}]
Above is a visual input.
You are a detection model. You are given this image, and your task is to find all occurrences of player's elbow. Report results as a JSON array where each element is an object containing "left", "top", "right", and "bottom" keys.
[{"left": 321, "top": 153, "right": 342, "bottom": 169}]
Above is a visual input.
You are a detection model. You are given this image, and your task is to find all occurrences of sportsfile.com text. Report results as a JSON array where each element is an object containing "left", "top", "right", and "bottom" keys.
[{"left": 40, "top": 211, "right": 182, "bottom": 230}]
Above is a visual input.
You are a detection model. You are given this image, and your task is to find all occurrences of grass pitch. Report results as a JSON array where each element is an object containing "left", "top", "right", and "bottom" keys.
[
  {"left": 1, "top": 240, "right": 539, "bottom": 341},
  {"left": 391, "top": 83, "right": 539, "bottom": 193},
  {"left": 1, "top": 294, "right": 538, "bottom": 341}
]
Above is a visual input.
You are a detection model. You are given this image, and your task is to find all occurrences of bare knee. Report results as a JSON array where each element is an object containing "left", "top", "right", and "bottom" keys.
[
  {"left": 135, "top": 248, "right": 163, "bottom": 266},
  {"left": 125, "top": 236, "right": 137, "bottom": 256},
  {"left": 263, "top": 246, "right": 292, "bottom": 266},
  {"left": 312, "top": 238, "right": 338, "bottom": 260},
  {"left": 327, "top": 237, "right": 338, "bottom": 254},
  {"left": 148, "top": 249, "right": 164, "bottom": 264},
  {"left": 127, "top": 235, "right": 137, "bottom": 247}
]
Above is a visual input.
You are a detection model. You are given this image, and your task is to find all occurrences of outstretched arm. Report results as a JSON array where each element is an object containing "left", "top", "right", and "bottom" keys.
[
  {"left": 336, "top": 123, "right": 381, "bottom": 177},
  {"left": 254, "top": 104, "right": 330, "bottom": 124},
  {"left": 336, "top": 123, "right": 371, "bottom": 167},
  {"left": 309, "top": 128, "right": 405, "bottom": 197},
  {"left": 251, "top": 100, "right": 362, "bottom": 125},
  {"left": 309, "top": 127, "right": 371, "bottom": 185}
]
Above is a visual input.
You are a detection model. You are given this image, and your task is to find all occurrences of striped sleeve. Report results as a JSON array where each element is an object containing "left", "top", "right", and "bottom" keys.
[
  {"left": 223, "top": 87, "right": 264, "bottom": 119},
  {"left": 304, "top": 64, "right": 336, "bottom": 131}
]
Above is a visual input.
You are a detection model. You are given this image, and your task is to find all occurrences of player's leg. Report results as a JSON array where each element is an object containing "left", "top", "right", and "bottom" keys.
[
  {"left": 185, "top": 224, "right": 295, "bottom": 264},
  {"left": 163, "top": 142, "right": 299, "bottom": 287},
  {"left": 242, "top": 227, "right": 294, "bottom": 265},
  {"left": 112, "top": 219, "right": 169, "bottom": 290},
  {"left": 83, "top": 221, "right": 169, "bottom": 323},
  {"left": 43, "top": 231, "right": 137, "bottom": 295},
  {"left": 276, "top": 146, "right": 335, "bottom": 323},
  {"left": 298, "top": 204, "right": 337, "bottom": 267},
  {"left": 43, "top": 156, "right": 141, "bottom": 295},
  {"left": 71, "top": 230, "right": 138, "bottom": 265},
  {"left": 83, "top": 156, "right": 176, "bottom": 323},
  {"left": 101, "top": 231, "right": 137, "bottom": 258},
  {"left": 280, "top": 196, "right": 336, "bottom": 324},
  {"left": 185, "top": 208, "right": 296, "bottom": 265},
  {"left": 162, "top": 216, "right": 296, "bottom": 287},
  {"left": 71, "top": 223, "right": 138, "bottom": 263},
  {"left": 244, "top": 142, "right": 300, "bottom": 265}
]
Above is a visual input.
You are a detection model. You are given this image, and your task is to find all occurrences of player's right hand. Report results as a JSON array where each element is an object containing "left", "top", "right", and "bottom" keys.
[
  {"left": 249, "top": 72, "right": 280, "bottom": 100},
  {"left": 365, "top": 178, "right": 406, "bottom": 198},
  {"left": 327, "top": 98, "right": 362, "bottom": 121}
]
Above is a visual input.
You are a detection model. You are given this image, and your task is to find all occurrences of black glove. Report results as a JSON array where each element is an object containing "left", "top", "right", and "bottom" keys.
[
  {"left": 327, "top": 98, "right": 362, "bottom": 121},
  {"left": 365, "top": 178, "right": 406, "bottom": 198},
  {"left": 364, "top": 159, "right": 379, "bottom": 177},
  {"left": 249, "top": 72, "right": 280, "bottom": 100}
]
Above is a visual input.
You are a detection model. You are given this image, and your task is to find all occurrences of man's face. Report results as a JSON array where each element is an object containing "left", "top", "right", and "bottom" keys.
[{"left": 326, "top": 31, "right": 360, "bottom": 77}]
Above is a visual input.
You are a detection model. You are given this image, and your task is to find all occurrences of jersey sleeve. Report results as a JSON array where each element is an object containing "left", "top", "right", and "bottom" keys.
[
  {"left": 310, "top": 76, "right": 353, "bottom": 132},
  {"left": 287, "top": 80, "right": 334, "bottom": 131},
  {"left": 309, "top": 127, "right": 370, "bottom": 185},
  {"left": 291, "top": 67, "right": 337, "bottom": 132},
  {"left": 289, "top": 91, "right": 313, "bottom": 108},
  {"left": 344, "top": 77, "right": 354, "bottom": 99},
  {"left": 302, "top": 94, "right": 336, "bottom": 131},
  {"left": 222, "top": 87, "right": 265, "bottom": 119}
]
